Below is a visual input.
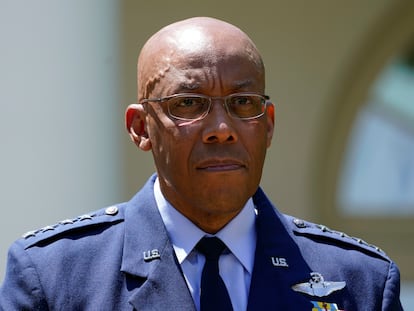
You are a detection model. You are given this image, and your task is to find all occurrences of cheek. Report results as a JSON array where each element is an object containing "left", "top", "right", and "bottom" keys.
[
  {"left": 244, "top": 124, "right": 269, "bottom": 165},
  {"left": 149, "top": 119, "right": 198, "bottom": 171}
]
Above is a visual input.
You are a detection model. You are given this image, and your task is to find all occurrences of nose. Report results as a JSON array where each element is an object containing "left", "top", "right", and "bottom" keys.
[{"left": 201, "top": 100, "right": 238, "bottom": 144}]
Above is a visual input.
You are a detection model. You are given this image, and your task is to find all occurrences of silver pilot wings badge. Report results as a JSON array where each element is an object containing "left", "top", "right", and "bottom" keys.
[{"left": 292, "top": 272, "right": 346, "bottom": 297}]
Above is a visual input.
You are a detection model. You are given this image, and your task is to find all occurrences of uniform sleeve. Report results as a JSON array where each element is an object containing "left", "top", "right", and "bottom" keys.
[
  {"left": 0, "top": 241, "right": 48, "bottom": 310},
  {"left": 382, "top": 261, "right": 404, "bottom": 311}
]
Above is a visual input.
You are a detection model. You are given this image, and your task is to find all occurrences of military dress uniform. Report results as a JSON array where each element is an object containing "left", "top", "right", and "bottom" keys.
[{"left": 0, "top": 175, "right": 403, "bottom": 310}]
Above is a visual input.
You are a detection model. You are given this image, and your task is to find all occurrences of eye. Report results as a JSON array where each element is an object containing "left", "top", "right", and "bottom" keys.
[
  {"left": 172, "top": 96, "right": 206, "bottom": 110},
  {"left": 230, "top": 96, "right": 259, "bottom": 111},
  {"left": 232, "top": 96, "right": 252, "bottom": 106},
  {"left": 168, "top": 96, "right": 209, "bottom": 119},
  {"left": 228, "top": 95, "right": 264, "bottom": 118},
  {"left": 176, "top": 97, "right": 201, "bottom": 108}
]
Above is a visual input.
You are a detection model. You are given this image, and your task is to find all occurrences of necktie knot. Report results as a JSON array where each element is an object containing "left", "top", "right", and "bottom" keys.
[{"left": 196, "top": 237, "right": 226, "bottom": 261}]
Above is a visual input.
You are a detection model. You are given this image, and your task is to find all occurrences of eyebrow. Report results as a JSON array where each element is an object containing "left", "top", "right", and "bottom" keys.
[
  {"left": 177, "top": 82, "right": 201, "bottom": 92},
  {"left": 232, "top": 79, "right": 254, "bottom": 90}
]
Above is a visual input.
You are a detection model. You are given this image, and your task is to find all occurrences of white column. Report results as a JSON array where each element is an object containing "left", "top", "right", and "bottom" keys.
[{"left": 0, "top": 0, "right": 122, "bottom": 280}]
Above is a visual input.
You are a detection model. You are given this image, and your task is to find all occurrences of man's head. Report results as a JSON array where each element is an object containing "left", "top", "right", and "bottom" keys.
[{"left": 126, "top": 17, "right": 274, "bottom": 233}]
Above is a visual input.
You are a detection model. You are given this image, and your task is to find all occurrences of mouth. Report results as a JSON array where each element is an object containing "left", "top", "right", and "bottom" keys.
[{"left": 196, "top": 158, "right": 246, "bottom": 172}]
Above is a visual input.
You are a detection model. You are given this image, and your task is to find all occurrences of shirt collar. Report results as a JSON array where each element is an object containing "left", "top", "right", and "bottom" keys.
[{"left": 154, "top": 178, "right": 257, "bottom": 275}]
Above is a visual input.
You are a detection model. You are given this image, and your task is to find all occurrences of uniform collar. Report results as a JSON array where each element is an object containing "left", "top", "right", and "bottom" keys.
[
  {"left": 121, "top": 175, "right": 196, "bottom": 311},
  {"left": 155, "top": 178, "right": 257, "bottom": 275}
]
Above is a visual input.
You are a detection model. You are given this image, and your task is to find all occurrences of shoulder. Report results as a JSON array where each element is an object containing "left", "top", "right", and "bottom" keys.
[
  {"left": 254, "top": 188, "right": 391, "bottom": 262},
  {"left": 281, "top": 215, "right": 403, "bottom": 309},
  {"left": 283, "top": 214, "right": 392, "bottom": 262},
  {"left": 19, "top": 204, "right": 126, "bottom": 250}
]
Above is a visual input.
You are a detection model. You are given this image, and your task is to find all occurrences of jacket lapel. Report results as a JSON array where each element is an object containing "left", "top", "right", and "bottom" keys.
[
  {"left": 120, "top": 176, "right": 196, "bottom": 311},
  {"left": 247, "top": 188, "right": 313, "bottom": 310},
  {"left": 119, "top": 177, "right": 315, "bottom": 310}
]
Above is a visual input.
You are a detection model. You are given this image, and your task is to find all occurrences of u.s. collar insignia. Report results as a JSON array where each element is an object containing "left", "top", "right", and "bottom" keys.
[
  {"left": 143, "top": 249, "right": 161, "bottom": 262},
  {"left": 292, "top": 272, "right": 346, "bottom": 297}
]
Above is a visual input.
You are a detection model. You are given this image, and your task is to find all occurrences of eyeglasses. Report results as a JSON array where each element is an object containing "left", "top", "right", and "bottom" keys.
[{"left": 140, "top": 92, "right": 270, "bottom": 121}]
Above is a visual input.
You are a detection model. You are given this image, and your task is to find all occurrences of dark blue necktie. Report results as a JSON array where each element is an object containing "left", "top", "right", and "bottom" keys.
[{"left": 196, "top": 237, "right": 233, "bottom": 311}]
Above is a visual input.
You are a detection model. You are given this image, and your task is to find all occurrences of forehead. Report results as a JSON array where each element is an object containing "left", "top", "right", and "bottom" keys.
[
  {"left": 168, "top": 53, "right": 264, "bottom": 92},
  {"left": 144, "top": 44, "right": 264, "bottom": 97}
]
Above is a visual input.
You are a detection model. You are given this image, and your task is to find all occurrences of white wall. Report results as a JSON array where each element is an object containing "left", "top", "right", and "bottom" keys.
[{"left": 0, "top": 0, "right": 123, "bottom": 281}]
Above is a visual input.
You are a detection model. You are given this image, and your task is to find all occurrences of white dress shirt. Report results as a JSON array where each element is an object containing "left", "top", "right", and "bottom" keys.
[{"left": 154, "top": 178, "right": 257, "bottom": 311}]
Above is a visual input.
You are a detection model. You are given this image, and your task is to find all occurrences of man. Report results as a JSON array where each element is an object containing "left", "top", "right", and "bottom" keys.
[{"left": 0, "top": 17, "right": 403, "bottom": 310}]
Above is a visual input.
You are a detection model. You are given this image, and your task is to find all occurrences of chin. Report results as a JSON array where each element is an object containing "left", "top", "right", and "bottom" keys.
[{"left": 198, "top": 187, "right": 251, "bottom": 209}]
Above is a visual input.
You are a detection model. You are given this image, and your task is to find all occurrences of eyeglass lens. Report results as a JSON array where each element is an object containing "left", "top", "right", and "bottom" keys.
[{"left": 168, "top": 94, "right": 265, "bottom": 120}]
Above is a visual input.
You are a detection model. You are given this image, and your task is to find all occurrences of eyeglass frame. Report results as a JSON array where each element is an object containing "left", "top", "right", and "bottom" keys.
[{"left": 139, "top": 92, "right": 271, "bottom": 121}]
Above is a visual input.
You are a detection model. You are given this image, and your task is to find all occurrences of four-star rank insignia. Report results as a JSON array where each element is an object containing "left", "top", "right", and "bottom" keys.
[{"left": 292, "top": 272, "right": 346, "bottom": 297}]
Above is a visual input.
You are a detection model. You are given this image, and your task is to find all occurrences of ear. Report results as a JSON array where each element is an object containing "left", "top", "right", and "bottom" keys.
[
  {"left": 265, "top": 102, "right": 275, "bottom": 148},
  {"left": 125, "top": 104, "right": 152, "bottom": 151}
]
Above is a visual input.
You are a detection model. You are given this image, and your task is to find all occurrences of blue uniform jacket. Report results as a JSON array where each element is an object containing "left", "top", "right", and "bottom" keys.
[{"left": 0, "top": 175, "right": 403, "bottom": 310}]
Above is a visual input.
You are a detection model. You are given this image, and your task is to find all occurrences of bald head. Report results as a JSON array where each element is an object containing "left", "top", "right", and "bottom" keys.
[{"left": 137, "top": 17, "right": 265, "bottom": 100}]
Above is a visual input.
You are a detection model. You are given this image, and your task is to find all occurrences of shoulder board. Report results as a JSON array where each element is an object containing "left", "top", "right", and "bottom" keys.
[
  {"left": 287, "top": 216, "right": 391, "bottom": 261},
  {"left": 21, "top": 204, "right": 125, "bottom": 249}
]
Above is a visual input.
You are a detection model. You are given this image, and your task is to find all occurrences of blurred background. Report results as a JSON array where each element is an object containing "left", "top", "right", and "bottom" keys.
[{"left": 1, "top": 0, "right": 413, "bottom": 307}]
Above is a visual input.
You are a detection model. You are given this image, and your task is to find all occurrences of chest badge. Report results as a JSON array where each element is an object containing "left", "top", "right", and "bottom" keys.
[
  {"left": 311, "top": 301, "right": 343, "bottom": 311},
  {"left": 292, "top": 272, "right": 346, "bottom": 297}
]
